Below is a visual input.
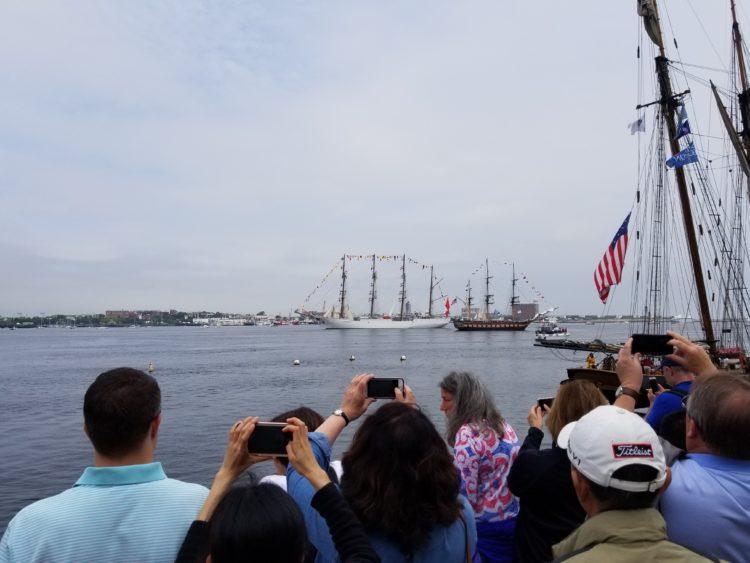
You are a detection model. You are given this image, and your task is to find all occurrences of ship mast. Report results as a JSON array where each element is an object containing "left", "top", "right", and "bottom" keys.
[
  {"left": 368, "top": 254, "right": 377, "bottom": 318},
  {"left": 399, "top": 254, "right": 407, "bottom": 320},
  {"left": 639, "top": 1, "right": 716, "bottom": 353},
  {"left": 484, "top": 258, "right": 493, "bottom": 320},
  {"left": 338, "top": 254, "right": 347, "bottom": 319},
  {"left": 510, "top": 262, "right": 519, "bottom": 319},
  {"left": 465, "top": 280, "right": 473, "bottom": 319},
  {"left": 427, "top": 264, "right": 434, "bottom": 317}
]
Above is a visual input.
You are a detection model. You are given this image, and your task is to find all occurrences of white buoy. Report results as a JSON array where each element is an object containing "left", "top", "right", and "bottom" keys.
[
  {"left": 400, "top": 355, "right": 407, "bottom": 362},
  {"left": 293, "top": 359, "right": 301, "bottom": 366},
  {"left": 147, "top": 362, "right": 155, "bottom": 373},
  {"left": 349, "top": 355, "right": 356, "bottom": 361}
]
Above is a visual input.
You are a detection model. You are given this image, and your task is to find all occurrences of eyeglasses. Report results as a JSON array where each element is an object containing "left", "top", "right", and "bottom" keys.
[{"left": 681, "top": 394, "right": 690, "bottom": 411}]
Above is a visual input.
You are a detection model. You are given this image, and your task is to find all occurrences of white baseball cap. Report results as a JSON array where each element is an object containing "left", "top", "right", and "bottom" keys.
[{"left": 557, "top": 405, "right": 667, "bottom": 493}]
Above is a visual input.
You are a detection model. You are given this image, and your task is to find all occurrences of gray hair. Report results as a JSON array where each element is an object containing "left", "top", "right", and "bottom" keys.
[
  {"left": 439, "top": 371, "right": 505, "bottom": 446},
  {"left": 686, "top": 374, "right": 750, "bottom": 460}
]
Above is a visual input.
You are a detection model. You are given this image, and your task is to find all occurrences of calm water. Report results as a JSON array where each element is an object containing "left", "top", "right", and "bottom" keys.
[{"left": 0, "top": 323, "right": 631, "bottom": 532}]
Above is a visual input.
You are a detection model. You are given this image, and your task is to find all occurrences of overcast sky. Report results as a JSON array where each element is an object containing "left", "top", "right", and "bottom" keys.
[{"left": 0, "top": 1, "right": 742, "bottom": 316}]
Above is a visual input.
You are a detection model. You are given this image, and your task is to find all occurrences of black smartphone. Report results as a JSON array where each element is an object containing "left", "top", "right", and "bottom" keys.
[
  {"left": 537, "top": 397, "right": 554, "bottom": 410},
  {"left": 648, "top": 377, "right": 660, "bottom": 393},
  {"left": 631, "top": 334, "right": 672, "bottom": 356},
  {"left": 246, "top": 422, "right": 291, "bottom": 456},
  {"left": 366, "top": 378, "right": 404, "bottom": 399}
]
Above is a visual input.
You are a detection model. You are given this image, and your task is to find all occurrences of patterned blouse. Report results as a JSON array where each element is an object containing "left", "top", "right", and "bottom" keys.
[{"left": 453, "top": 422, "right": 520, "bottom": 524}]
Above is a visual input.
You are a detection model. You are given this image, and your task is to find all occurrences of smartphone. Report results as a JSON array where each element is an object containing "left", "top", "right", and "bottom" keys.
[
  {"left": 631, "top": 334, "right": 672, "bottom": 356},
  {"left": 366, "top": 378, "right": 404, "bottom": 399},
  {"left": 537, "top": 397, "right": 554, "bottom": 410},
  {"left": 246, "top": 422, "right": 291, "bottom": 456},
  {"left": 648, "top": 377, "right": 660, "bottom": 393}
]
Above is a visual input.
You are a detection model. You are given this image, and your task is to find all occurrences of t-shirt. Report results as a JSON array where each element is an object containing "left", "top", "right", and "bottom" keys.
[
  {"left": 0, "top": 462, "right": 208, "bottom": 563},
  {"left": 646, "top": 380, "right": 692, "bottom": 432},
  {"left": 660, "top": 453, "right": 750, "bottom": 563}
]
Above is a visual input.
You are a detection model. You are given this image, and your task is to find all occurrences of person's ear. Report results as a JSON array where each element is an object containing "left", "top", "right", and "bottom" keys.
[
  {"left": 686, "top": 416, "right": 699, "bottom": 440},
  {"left": 570, "top": 467, "right": 589, "bottom": 504},
  {"left": 656, "top": 466, "right": 672, "bottom": 496},
  {"left": 150, "top": 413, "right": 162, "bottom": 440}
]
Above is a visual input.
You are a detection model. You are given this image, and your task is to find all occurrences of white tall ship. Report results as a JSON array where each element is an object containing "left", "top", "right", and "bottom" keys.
[{"left": 323, "top": 254, "right": 450, "bottom": 329}]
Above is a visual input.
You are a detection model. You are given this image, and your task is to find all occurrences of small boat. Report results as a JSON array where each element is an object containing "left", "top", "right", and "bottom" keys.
[{"left": 535, "top": 317, "right": 570, "bottom": 341}]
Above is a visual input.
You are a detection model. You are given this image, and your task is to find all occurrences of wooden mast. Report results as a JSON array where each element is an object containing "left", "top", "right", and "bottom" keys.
[
  {"left": 484, "top": 258, "right": 493, "bottom": 320},
  {"left": 510, "top": 262, "right": 519, "bottom": 319},
  {"left": 465, "top": 280, "right": 473, "bottom": 319},
  {"left": 368, "top": 254, "right": 377, "bottom": 318},
  {"left": 399, "top": 254, "right": 407, "bottom": 319},
  {"left": 427, "top": 264, "right": 434, "bottom": 317},
  {"left": 649, "top": 2, "right": 717, "bottom": 352},
  {"left": 338, "top": 254, "right": 347, "bottom": 319}
]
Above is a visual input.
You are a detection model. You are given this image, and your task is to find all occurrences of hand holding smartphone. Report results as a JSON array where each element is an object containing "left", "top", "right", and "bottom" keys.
[
  {"left": 537, "top": 397, "right": 554, "bottom": 410},
  {"left": 246, "top": 422, "right": 291, "bottom": 456},
  {"left": 631, "top": 334, "right": 672, "bottom": 356},
  {"left": 366, "top": 377, "right": 405, "bottom": 399}
]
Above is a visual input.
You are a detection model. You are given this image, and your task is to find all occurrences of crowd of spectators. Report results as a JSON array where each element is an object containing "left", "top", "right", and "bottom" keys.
[{"left": 1, "top": 331, "right": 749, "bottom": 563}]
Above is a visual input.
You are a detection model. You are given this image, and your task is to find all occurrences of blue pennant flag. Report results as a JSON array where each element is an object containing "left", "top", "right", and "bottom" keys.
[
  {"left": 675, "top": 105, "right": 691, "bottom": 140},
  {"left": 666, "top": 142, "right": 698, "bottom": 169}
]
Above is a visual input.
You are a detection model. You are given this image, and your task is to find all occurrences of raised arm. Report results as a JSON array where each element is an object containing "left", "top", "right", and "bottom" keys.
[
  {"left": 666, "top": 331, "right": 718, "bottom": 378},
  {"left": 316, "top": 373, "right": 375, "bottom": 446},
  {"left": 614, "top": 338, "right": 644, "bottom": 412}
]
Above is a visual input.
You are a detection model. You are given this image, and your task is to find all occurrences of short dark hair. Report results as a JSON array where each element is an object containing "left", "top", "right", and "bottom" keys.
[
  {"left": 83, "top": 367, "right": 161, "bottom": 457},
  {"left": 209, "top": 483, "right": 307, "bottom": 563},
  {"left": 687, "top": 374, "right": 750, "bottom": 460},
  {"left": 658, "top": 410, "right": 687, "bottom": 450},
  {"left": 271, "top": 407, "right": 325, "bottom": 468},
  {"left": 341, "top": 402, "right": 461, "bottom": 555},
  {"left": 583, "top": 464, "right": 660, "bottom": 511}
]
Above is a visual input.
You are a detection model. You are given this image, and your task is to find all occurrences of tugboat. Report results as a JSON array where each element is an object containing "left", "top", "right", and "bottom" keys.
[{"left": 452, "top": 260, "right": 535, "bottom": 331}]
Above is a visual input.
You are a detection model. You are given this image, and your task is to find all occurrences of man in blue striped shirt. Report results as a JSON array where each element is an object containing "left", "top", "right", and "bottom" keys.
[{"left": 0, "top": 368, "right": 208, "bottom": 563}]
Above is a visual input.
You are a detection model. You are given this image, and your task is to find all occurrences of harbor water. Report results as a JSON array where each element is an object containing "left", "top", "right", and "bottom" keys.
[{"left": 0, "top": 323, "right": 634, "bottom": 532}]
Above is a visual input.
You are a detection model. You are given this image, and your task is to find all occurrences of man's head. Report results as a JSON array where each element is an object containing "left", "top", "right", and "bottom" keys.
[
  {"left": 558, "top": 405, "right": 669, "bottom": 516},
  {"left": 685, "top": 374, "right": 750, "bottom": 459},
  {"left": 659, "top": 357, "right": 694, "bottom": 386},
  {"left": 83, "top": 367, "right": 161, "bottom": 458}
]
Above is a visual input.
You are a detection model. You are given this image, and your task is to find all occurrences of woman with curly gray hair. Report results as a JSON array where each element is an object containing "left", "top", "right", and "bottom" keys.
[{"left": 439, "top": 371, "right": 520, "bottom": 563}]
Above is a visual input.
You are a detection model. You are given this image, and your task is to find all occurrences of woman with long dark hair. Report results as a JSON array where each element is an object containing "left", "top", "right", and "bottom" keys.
[
  {"left": 287, "top": 374, "right": 476, "bottom": 562},
  {"left": 438, "top": 371, "right": 519, "bottom": 563},
  {"left": 507, "top": 379, "right": 607, "bottom": 563}
]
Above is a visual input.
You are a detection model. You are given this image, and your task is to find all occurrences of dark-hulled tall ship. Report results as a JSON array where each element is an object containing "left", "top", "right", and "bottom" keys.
[{"left": 452, "top": 260, "right": 536, "bottom": 331}]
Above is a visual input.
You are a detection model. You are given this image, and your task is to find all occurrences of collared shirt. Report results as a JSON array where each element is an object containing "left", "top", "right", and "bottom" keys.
[
  {"left": 287, "top": 432, "right": 477, "bottom": 563},
  {"left": 660, "top": 453, "right": 750, "bottom": 563},
  {"left": 0, "top": 462, "right": 208, "bottom": 563},
  {"left": 645, "top": 380, "right": 692, "bottom": 432}
]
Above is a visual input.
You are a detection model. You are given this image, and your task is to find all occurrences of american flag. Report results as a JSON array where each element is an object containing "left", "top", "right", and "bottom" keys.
[{"left": 594, "top": 213, "right": 631, "bottom": 303}]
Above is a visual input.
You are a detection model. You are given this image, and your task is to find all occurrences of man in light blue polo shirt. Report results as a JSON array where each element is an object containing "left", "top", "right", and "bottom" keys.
[
  {"left": 659, "top": 374, "right": 750, "bottom": 563},
  {"left": 0, "top": 368, "right": 208, "bottom": 563}
]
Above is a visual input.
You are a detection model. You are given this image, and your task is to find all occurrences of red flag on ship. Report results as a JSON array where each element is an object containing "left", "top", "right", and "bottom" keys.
[
  {"left": 444, "top": 297, "right": 451, "bottom": 317},
  {"left": 594, "top": 213, "right": 631, "bottom": 303}
]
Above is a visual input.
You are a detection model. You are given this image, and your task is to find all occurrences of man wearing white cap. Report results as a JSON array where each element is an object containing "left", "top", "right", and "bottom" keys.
[{"left": 550, "top": 405, "right": 719, "bottom": 562}]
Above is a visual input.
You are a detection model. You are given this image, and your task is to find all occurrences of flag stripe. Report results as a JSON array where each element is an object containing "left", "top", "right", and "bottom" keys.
[{"left": 594, "top": 214, "right": 631, "bottom": 303}]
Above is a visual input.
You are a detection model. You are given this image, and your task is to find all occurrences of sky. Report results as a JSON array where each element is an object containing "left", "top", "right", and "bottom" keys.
[{"left": 0, "top": 1, "right": 743, "bottom": 316}]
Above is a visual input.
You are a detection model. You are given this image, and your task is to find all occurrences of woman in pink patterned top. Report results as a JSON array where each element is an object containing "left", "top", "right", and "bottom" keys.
[{"left": 440, "top": 372, "right": 520, "bottom": 563}]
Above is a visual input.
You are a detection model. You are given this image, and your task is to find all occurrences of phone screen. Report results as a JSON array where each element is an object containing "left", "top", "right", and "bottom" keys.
[
  {"left": 631, "top": 334, "right": 672, "bottom": 356},
  {"left": 366, "top": 378, "right": 404, "bottom": 399},
  {"left": 247, "top": 422, "right": 291, "bottom": 456},
  {"left": 648, "top": 377, "right": 660, "bottom": 393},
  {"left": 537, "top": 397, "right": 554, "bottom": 409}
]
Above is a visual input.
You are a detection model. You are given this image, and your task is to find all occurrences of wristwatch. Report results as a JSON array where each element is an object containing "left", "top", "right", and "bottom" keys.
[
  {"left": 615, "top": 385, "right": 640, "bottom": 400},
  {"left": 332, "top": 408, "right": 350, "bottom": 426}
]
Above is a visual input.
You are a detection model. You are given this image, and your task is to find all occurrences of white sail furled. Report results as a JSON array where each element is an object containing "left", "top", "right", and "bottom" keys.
[{"left": 637, "top": 0, "right": 662, "bottom": 48}]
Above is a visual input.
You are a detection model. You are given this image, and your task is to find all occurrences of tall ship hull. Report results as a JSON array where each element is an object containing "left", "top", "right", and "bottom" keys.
[
  {"left": 452, "top": 318, "right": 531, "bottom": 331},
  {"left": 323, "top": 317, "right": 449, "bottom": 329}
]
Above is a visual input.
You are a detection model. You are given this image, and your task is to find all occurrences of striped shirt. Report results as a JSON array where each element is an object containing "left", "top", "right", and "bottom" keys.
[{"left": 0, "top": 462, "right": 208, "bottom": 563}]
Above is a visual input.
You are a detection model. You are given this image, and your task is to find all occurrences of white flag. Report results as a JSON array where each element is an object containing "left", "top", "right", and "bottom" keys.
[{"left": 629, "top": 117, "right": 646, "bottom": 134}]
